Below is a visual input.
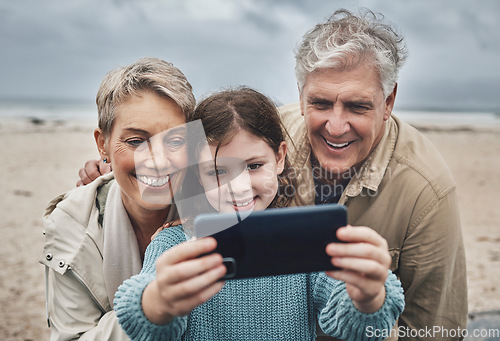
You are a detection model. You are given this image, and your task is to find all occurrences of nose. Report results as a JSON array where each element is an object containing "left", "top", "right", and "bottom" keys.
[
  {"left": 228, "top": 170, "right": 252, "bottom": 197},
  {"left": 144, "top": 139, "right": 171, "bottom": 172},
  {"left": 324, "top": 106, "right": 350, "bottom": 137}
]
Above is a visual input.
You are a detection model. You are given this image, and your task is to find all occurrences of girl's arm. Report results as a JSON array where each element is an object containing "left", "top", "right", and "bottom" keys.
[
  {"left": 142, "top": 237, "right": 226, "bottom": 324},
  {"left": 313, "top": 225, "right": 405, "bottom": 340},
  {"left": 114, "top": 233, "right": 226, "bottom": 341},
  {"left": 314, "top": 270, "right": 404, "bottom": 341},
  {"left": 325, "top": 225, "right": 394, "bottom": 313}
]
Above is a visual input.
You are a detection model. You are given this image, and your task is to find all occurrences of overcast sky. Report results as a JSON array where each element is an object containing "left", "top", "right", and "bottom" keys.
[{"left": 1, "top": 0, "right": 499, "bottom": 112}]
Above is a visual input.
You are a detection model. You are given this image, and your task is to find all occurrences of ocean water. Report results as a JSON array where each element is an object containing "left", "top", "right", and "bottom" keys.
[
  {"left": 0, "top": 100, "right": 97, "bottom": 121},
  {"left": 1, "top": 100, "right": 500, "bottom": 128}
]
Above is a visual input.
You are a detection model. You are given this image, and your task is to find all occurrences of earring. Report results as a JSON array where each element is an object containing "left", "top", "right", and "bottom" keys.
[{"left": 103, "top": 158, "right": 107, "bottom": 163}]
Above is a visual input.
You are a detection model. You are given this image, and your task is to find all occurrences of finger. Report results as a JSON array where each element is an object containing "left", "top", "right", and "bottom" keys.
[
  {"left": 168, "top": 279, "right": 226, "bottom": 317},
  {"left": 327, "top": 268, "right": 379, "bottom": 288},
  {"left": 175, "top": 281, "right": 225, "bottom": 315},
  {"left": 330, "top": 256, "right": 387, "bottom": 280},
  {"left": 76, "top": 180, "right": 84, "bottom": 187},
  {"left": 98, "top": 159, "right": 112, "bottom": 175},
  {"left": 84, "top": 159, "right": 103, "bottom": 182},
  {"left": 159, "top": 238, "right": 218, "bottom": 266},
  {"left": 157, "top": 252, "right": 224, "bottom": 285},
  {"left": 326, "top": 242, "right": 391, "bottom": 268},
  {"left": 326, "top": 269, "right": 383, "bottom": 300},
  {"left": 78, "top": 167, "right": 92, "bottom": 186},
  {"left": 167, "top": 264, "right": 226, "bottom": 301},
  {"left": 151, "top": 226, "right": 165, "bottom": 241},
  {"left": 336, "top": 226, "right": 389, "bottom": 249}
]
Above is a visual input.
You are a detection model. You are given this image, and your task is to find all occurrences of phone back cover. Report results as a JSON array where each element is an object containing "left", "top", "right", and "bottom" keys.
[{"left": 194, "top": 204, "right": 347, "bottom": 279}]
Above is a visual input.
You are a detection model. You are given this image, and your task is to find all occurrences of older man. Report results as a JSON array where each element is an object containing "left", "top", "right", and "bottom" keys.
[{"left": 281, "top": 9, "right": 467, "bottom": 341}]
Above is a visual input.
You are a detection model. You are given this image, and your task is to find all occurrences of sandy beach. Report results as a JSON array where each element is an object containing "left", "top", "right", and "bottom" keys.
[{"left": 0, "top": 116, "right": 499, "bottom": 340}]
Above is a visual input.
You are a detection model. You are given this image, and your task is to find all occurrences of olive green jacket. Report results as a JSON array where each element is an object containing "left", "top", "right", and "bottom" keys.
[{"left": 280, "top": 103, "right": 468, "bottom": 341}]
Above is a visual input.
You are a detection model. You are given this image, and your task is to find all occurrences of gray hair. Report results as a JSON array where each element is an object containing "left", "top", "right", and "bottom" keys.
[
  {"left": 295, "top": 9, "right": 408, "bottom": 98},
  {"left": 96, "top": 57, "right": 196, "bottom": 137}
]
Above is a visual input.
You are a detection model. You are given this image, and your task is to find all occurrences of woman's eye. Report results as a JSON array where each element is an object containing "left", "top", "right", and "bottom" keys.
[
  {"left": 207, "top": 168, "right": 226, "bottom": 177},
  {"left": 247, "top": 163, "right": 263, "bottom": 171},
  {"left": 126, "top": 139, "right": 144, "bottom": 147}
]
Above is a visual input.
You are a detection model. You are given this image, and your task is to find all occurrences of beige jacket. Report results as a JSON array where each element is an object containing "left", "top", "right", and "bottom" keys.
[
  {"left": 280, "top": 103, "right": 468, "bottom": 340},
  {"left": 39, "top": 173, "right": 131, "bottom": 341}
]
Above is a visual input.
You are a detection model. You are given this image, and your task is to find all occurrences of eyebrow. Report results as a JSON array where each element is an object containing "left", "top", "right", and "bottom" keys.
[
  {"left": 122, "top": 126, "right": 187, "bottom": 136},
  {"left": 345, "top": 100, "right": 374, "bottom": 108},
  {"left": 307, "top": 97, "right": 333, "bottom": 104},
  {"left": 122, "top": 127, "right": 149, "bottom": 135},
  {"left": 245, "top": 156, "right": 267, "bottom": 163}
]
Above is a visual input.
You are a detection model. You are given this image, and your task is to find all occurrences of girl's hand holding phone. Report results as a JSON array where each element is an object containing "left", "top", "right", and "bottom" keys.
[
  {"left": 141, "top": 237, "right": 227, "bottom": 325},
  {"left": 325, "top": 225, "right": 392, "bottom": 314}
]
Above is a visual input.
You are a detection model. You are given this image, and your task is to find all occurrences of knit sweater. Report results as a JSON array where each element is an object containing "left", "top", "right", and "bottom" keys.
[{"left": 114, "top": 225, "right": 404, "bottom": 341}]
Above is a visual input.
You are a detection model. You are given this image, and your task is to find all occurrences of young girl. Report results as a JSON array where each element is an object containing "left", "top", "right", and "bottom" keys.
[{"left": 113, "top": 87, "right": 404, "bottom": 341}]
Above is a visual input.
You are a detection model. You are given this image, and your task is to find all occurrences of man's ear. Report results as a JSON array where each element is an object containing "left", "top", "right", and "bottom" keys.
[
  {"left": 276, "top": 141, "right": 287, "bottom": 175},
  {"left": 384, "top": 83, "right": 398, "bottom": 121},
  {"left": 94, "top": 128, "right": 108, "bottom": 161}
]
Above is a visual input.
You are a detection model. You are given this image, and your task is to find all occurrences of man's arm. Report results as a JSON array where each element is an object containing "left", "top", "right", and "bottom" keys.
[
  {"left": 77, "top": 159, "right": 112, "bottom": 186},
  {"left": 398, "top": 188, "right": 467, "bottom": 340}
]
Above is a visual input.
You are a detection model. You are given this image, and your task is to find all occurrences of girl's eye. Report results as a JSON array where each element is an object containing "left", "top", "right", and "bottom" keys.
[
  {"left": 247, "top": 163, "right": 263, "bottom": 171},
  {"left": 166, "top": 137, "right": 186, "bottom": 149}
]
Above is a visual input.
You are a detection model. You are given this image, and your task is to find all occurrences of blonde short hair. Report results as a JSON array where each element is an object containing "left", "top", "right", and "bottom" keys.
[{"left": 96, "top": 57, "right": 195, "bottom": 136}]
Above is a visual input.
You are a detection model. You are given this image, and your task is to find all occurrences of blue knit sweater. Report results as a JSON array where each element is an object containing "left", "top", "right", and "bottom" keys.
[{"left": 114, "top": 225, "right": 404, "bottom": 341}]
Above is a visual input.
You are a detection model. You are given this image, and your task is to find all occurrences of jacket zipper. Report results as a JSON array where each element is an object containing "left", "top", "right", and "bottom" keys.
[{"left": 67, "top": 266, "right": 107, "bottom": 314}]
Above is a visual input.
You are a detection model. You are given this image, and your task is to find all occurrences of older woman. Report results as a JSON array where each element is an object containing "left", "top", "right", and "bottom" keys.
[{"left": 39, "top": 57, "right": 195, "bottom": 340}]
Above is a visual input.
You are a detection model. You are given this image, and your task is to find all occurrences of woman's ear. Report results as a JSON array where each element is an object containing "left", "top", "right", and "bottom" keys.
[
  {"left": 276, "top": 141, "right": 287, "bottom": 175},
  {"left": 94, "top": 128, "right": 108, "bottom": 162}
]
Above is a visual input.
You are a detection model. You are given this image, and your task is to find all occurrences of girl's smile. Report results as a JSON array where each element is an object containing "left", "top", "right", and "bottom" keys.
[{"left": 197, "top": 128, "right": 286, "bottom": 213}]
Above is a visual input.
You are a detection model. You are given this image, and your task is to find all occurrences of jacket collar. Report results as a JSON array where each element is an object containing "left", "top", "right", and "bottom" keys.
[
  {"left": 342, "top": 116, "right": 397, "bottom": 199},
  {"left": 287, "top": 114, "right": 398, "bottom": 204}
]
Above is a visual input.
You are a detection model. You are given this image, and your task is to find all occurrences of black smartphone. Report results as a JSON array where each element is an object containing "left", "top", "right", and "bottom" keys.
[{"left": 194, "top": 204, "right": 347, "bottom": 280}]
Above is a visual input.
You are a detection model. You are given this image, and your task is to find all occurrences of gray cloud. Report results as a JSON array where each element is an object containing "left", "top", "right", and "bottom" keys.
[{"left": 0, "top": 0, "right": 499, "bottom": 111}]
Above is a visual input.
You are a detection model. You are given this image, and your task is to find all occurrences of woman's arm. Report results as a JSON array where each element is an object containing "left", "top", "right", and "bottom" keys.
[{"left": 46, "top": 267, "right": 130, "bottom": 341}]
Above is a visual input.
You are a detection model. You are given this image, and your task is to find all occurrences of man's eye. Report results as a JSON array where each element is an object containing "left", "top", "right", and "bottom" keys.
[
  {"left": 351, "top": 105, "right": 370, "bottom": 114},
  {"left": 311, "top": 101, "right": 331, "bottom": 110},
  {"left": 247, "top": 163, "right": 263, "bottom": 171}
]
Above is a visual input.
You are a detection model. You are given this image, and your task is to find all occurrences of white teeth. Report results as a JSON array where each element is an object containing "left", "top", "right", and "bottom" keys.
[
  {"left": 137, "top": 175, "right": 170, "bottom": 187},
  {"left": 233, "top": 198, "right": 255, "bottom": 207},
  {"left": 326, "top": 140, "right": 350, "bottom": 148}
]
